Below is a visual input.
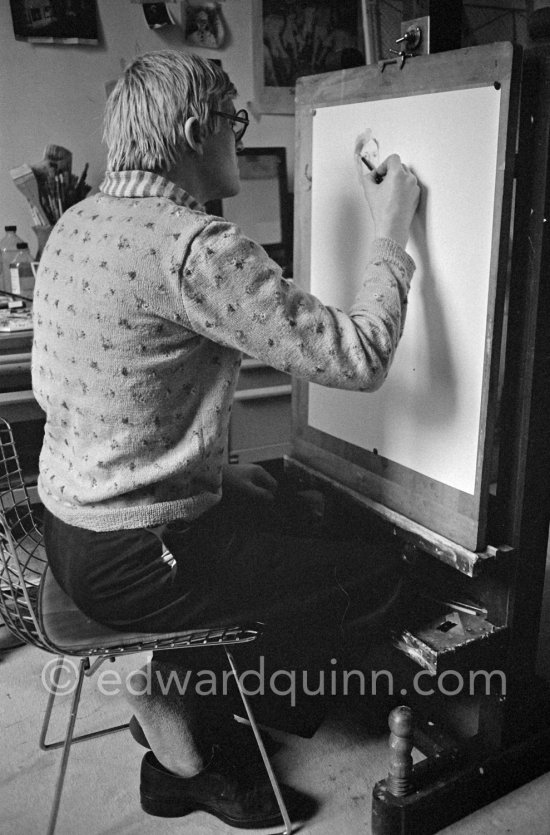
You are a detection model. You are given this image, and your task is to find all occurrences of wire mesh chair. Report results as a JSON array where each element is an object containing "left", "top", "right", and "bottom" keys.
[{"left": 0, "top": 417, "right": 292, "bottom": 835}]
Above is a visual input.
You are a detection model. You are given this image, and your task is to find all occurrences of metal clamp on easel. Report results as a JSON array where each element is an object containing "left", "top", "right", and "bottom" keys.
[
  {"left": 397, "top": 25, "right": 423, "bottom": 52},
  {"left": 378, "top": 20, "right": 426, "bottom": 71},
  {"left": 378, "top": 48, "right": 415, "bottom": 72}
]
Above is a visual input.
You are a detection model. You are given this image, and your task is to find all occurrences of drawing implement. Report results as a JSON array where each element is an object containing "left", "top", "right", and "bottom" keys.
[
  {"left": 360, "top": 154, "right": 384, "bottom": 183},
  {"left": 54, "top": 175, "right": 63, "bottom": 217},
  {"left": 9, "top": 164, "right": 50, "bottom": 225},
  {"left": 75, "top": 162, "right": 89, "bottom": 196},
  {"left": 0, "top": 288, "right": 33, "bottom": 303}
]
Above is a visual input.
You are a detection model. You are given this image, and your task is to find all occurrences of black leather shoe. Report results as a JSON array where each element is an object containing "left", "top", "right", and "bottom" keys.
[{"left": 140, "top": 746, "right": 311, "bottom": 827}]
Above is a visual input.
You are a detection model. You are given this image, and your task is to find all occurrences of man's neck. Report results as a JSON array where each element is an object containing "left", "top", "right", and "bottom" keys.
[{"left": 162, "top": 156, "right": 208, "bottom": 205}]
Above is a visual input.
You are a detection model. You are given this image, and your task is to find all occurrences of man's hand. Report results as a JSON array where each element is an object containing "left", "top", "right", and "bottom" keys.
[
  {"left": 222, "top": 463, "right": 278, "bottom": 504},
  {"left": 356, "top": 152, "right": 420, "bottom": 249}
]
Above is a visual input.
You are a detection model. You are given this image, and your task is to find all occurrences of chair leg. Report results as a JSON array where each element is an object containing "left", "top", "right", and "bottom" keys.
[
  {"left": 39, "top": 655, "right": 67, "bottom": 752},
  {"left": 40, "top": 655, "right": 129, "bottom": 751},
  {"left": 45, "top": 657, "right": 87, "bottom": 835},
  {"left": 38, "top": 655, "right": 132, "bottom": 834},
  {"left": 225, "top": 648, "right": 292, "bottom": 835}
]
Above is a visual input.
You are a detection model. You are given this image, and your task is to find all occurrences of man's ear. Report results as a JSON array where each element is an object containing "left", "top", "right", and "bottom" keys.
[{"left": 184, "top": 117, "right": 203, "bottom": 154}]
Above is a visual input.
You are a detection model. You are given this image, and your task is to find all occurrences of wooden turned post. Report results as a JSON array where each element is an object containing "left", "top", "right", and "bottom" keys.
[{"left": 387, "top": 705, "right": 414, "bottom": 796}]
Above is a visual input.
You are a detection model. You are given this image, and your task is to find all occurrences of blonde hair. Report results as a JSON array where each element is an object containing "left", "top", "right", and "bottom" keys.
[{"left": 103, "top": 51, "right": 237, "bottom": 172}]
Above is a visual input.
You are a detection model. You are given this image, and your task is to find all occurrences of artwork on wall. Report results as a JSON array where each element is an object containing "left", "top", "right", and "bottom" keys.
[
  {"left": 138, "top": 3, "right": 176, "bottom": 30},
  {"left": 222, "top": 147, "right": 292, "bottom": 272},
  {"left": 184, "top": 2, "right": 224, "bottom": 49},
  {"left": 9, "top": 0, "right": 99, "bottom": 44},
  {"left": 253, "top": 0, "right": 365, "bottom": 114}
]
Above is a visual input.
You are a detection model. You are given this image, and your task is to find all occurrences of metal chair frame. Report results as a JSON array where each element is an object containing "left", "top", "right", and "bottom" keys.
[{"left": 0, "top": 417, "right": 291, "bottom": 835}]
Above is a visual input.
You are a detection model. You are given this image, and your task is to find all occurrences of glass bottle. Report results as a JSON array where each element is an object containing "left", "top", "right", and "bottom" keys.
[
  {"left": 9, "top": 242, "right": 35, "bottom": 298},
  {"left": 0, "top": 226, "right": 25, "bottom": 294}
]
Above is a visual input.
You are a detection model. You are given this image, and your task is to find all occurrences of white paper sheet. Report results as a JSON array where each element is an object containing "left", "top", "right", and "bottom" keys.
[{"left": 308, "top": 85, "right": 501, "bottom": 495}]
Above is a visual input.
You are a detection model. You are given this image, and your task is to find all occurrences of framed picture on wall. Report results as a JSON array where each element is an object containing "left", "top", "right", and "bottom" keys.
[
  {"left": 253, "top": 0, "right": 366, "bottom": 115},
  {"left": 184, "top": 3, "right": 225, "bottom": 49},
  {"left": 9, "top": 0, "right": 99, "bottom": 44}
]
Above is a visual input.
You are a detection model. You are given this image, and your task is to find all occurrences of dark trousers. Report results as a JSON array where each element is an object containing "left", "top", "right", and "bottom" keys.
[{"left": 43, "top": 486, "right": 402, "bottom": 735}]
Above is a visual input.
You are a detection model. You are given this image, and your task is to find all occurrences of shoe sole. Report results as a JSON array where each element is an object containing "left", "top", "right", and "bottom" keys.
[{"left": 140, "top": 793, "right": 285, "bottom": 828}]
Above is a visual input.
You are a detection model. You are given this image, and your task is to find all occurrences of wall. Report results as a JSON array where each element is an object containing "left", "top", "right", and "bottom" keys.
[{"left": 0, "top": 0, "right": 295, "bottom": 253}]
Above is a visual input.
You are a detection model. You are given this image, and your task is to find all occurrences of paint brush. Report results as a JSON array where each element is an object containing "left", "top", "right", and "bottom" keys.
[
  {"left": 9, "top": 164, "right": 50, "bottom": 225},
  {"left": 360, "top": 154, "right": 384, "bottom": 184}
]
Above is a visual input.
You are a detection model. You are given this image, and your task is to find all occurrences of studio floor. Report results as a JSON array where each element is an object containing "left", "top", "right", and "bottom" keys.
[
  {"left": 2, "top": 642, "right": 550, "bottom": 833},
  {"left": 2, "top": 557, "right": 550, "bottom": 835}
]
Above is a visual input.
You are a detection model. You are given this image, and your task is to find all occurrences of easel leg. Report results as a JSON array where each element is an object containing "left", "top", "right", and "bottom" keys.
[{"left": 372, "top": 705, "right": 550, "bottom": 834}]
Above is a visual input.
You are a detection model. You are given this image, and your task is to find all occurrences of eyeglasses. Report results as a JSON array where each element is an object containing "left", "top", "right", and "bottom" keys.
[{"left": 212, "top": 108, "right": 249, "bottom": 142}]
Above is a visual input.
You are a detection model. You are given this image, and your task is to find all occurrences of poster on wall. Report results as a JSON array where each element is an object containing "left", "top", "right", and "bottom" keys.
[{"left": 9, "top": 0, "right": 99, "bottom": 44}]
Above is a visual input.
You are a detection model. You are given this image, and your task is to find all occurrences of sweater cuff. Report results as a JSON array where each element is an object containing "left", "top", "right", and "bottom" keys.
[{"left": 370, "top": 237, "right": 416, "bottom": 281}]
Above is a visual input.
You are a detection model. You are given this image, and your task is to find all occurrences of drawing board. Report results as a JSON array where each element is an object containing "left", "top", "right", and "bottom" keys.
[{"left": 292, "top": 43, "right": 520, "bottom": 551}]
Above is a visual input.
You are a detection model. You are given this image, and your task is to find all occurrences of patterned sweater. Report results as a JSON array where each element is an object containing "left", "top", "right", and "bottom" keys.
[{"left": 31, "top": 171, "right": 415, "bottom": 531}]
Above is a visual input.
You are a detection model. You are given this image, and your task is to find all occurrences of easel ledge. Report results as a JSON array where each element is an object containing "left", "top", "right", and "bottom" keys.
[{"left": 283, "top": 456, "right": 514, "bottom": 578}]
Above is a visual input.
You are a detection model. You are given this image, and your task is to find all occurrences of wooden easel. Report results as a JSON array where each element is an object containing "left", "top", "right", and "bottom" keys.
[{"left": 286, "top": 42, "right": 550, "bottom": 833}]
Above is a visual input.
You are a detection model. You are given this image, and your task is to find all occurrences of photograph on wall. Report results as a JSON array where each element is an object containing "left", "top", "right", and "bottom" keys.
[
  {"left": 184, "top": 2, "right": 224, "bottom": 49},
  {"left": 9, "top": 0, "right": 99, "bottom": 44}
]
